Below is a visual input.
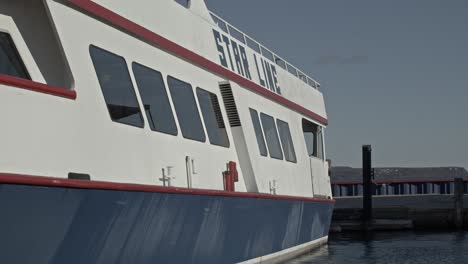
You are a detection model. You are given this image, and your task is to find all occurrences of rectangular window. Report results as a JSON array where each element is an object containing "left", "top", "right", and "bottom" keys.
[
  {"left": 260, "top": 113, "right": 283, "bottom": 160},
  {"left": 0, "top": 32, "right": 30, "bottom": 79},
  {"left": 132, "top": 62, "right": 178, "bottom": 135},
  {"left": 277, "top": 119, "right": 297, "bottom": 163},
  {"left": 89, "top": 45, "right": 144, "bottom": 127},
  {"left": 167, "top": 76, "right": 206, "bottom": 142},
  {"left": 196, "top": 88, "right": 230, "bottom": 147},
  {"left": 249, "top": 109, "right": 267, "bottom": 157},
  {"left": 302, "top": 119, "right": 323, "bottom": 159}
]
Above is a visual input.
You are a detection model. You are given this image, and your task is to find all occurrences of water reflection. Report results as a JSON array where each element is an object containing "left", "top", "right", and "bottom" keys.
[{"left": 292, "top": 231, "right": 468, "bottom": 264}]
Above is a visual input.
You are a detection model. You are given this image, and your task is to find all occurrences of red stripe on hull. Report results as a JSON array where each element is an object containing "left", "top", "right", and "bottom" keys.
[
  {"left": 0, "top": 75, "right": 76, "bottom": 100},
  {"left": 67, "top": 0, "right": 328, "bottom": 126},
  {"left": 0, "top": 173, "right": 335, "bottom": 203}
]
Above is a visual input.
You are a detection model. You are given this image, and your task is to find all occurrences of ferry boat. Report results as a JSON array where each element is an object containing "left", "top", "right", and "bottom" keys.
[{"left": 0, "top": 0, "right": 333, "bottom": 263}]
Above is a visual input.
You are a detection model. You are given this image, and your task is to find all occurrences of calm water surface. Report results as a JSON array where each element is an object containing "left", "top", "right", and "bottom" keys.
[{"left": 292, "top": 231, "right": 468, "bottom": 264}]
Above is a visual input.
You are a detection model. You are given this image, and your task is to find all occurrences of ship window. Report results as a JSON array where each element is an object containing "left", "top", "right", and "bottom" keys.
[
  {"left": 197, "top": 88, "right": 230, "bottom": 147},
  {"left": 210, "top": 14, "right": 228, "bottom": 33},
  {"left": 249, "top": 109, "right": 267, "bottom": 157},
  {"left": 260, "top": 113, "right": 283, "bottom": 160},
  {"left": 228, "top": 25, "right": 245, "bottom": 44},
  {"left": 89, "top": 46, "right": 144, "bottom": 128},
  {"left": 132, "top": 62, "right": 178, "bottom": 135},
  {"left": 0, "top": 32, "right": 30, "bottom": 80},
  {"left": 277, "top": 119, "right": 297, "bottom": 163},
  {"left": 167, "top": 76, "right": 206, "bottom": 142},
  {"left": 302, "top": 119, "right": 323, "bottom": 159},
  {"left": 246, "top": 37, "right": 261, "bottom": 53},
  {"left": 175, "top": 0, "right": 190, "bottom": 8}
]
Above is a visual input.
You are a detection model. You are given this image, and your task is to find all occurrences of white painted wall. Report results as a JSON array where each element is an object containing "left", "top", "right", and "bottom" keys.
[
  {"left": 92, "top": 0, "right": 327, "bottom": 119},
  {"left": 231, "top": 82, "right": 329, "bottom": 197},
  {"left": 0, "top": 0, "right": 332, "bottom": 198}
]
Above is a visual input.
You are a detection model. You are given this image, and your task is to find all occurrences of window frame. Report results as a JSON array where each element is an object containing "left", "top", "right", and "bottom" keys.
[
  {"left": 276, "top": 119, "right": 297, "bottom": 163},
  {"left": 196, "top": 87, "right": 230, "bottom": 148},
  {"left": 302, "top": 118, "right": 324, "bottom": 160},
  {"left": 89, "top": 45, "right": 145, "bottom": 128},
  {"left": 260, "top": 112, "right": 284, "bottom": 160},
  {"left": 249, "top": 108, "right": 268, "bottom": 157},
  {"left": 131, "top": 62, "right": 178, "bottom": 136},
  {"left": 166, "top": 75, "right": 207, "bottom": 143},
  {"left": 0, "top": 31, "right": 31, "bottom": 80}
]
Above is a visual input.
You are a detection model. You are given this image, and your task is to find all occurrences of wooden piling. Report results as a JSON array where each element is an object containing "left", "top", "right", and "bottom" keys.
[{"left": 454, "top": 178, "right": 464, "bottom": 229}]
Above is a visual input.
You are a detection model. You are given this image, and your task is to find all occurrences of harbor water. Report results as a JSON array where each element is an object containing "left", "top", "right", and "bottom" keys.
[{"left": 292, "top": 231, "right": 468, "bottom": 264}]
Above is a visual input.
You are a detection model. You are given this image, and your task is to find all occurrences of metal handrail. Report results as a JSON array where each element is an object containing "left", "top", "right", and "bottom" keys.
[{"left": 209, "top": 11, "right": 321, "bottom": 90}]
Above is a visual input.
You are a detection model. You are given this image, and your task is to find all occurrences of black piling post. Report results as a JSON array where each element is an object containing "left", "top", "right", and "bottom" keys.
[
  {"left": 454, "top": 178, "right": 464, "bottom": 229},
  {"left": 362, "top": 145, "right": 373, "bottom": 230}
]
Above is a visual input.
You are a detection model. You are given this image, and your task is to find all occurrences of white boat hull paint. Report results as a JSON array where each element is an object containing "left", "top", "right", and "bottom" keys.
[{"left": 240, "top": 236, "right": 329, "bottom": 264}]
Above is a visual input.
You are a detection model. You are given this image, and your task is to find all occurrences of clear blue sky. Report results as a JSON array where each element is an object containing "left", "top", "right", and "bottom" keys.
[{"left": 205, "top": 0, "right": 468, "bottom": 169}]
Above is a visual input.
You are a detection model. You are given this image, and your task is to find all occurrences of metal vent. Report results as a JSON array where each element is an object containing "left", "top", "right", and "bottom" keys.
[{"left": 219, "top": 83, "right": 241, "bottom": 127}]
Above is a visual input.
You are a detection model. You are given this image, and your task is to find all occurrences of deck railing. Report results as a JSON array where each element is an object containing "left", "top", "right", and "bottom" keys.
[{"left": 209, "top": 12, "right": 321, "bottom": 90}]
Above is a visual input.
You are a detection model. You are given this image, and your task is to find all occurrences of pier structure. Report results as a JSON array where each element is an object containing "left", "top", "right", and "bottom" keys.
[
  {"left": 330, "top": 166, "right": 468, "bottom": 231},
  {"left": 332, "top": 167, "right": 468, "bottom": 197}
]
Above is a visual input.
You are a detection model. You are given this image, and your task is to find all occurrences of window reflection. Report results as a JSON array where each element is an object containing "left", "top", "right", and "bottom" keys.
[
  {"left": 90, "top": 45, "right": 144, "bottom": 128},
  {"left": 0, "top": 32, "right": 30, "bottom": 79},
  {"left": 197, "top": 88, "right": 230, "bottom": 147},
  {"left": 167, "top": 76, "right": 206, "bottom": 142},
  {"left": 132, "top": 63, "right": 178, "bottom": 135}
]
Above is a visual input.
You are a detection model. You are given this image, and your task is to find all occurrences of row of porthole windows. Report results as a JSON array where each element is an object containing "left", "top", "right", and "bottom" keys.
[{"left": 89, "top": 45, "right": 230, "bottom": 148}]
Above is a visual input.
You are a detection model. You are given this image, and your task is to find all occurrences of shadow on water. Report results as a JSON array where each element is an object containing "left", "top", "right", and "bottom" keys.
[{"left": 291, "top": 231, "right": 468, "bottom": 264}]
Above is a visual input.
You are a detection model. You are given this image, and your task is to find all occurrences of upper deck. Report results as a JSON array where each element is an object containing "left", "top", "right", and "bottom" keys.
[
  {"left": 79, "top": 0, "right": 328, "bottom": 125},
  {"left": 208, "top": 11, "right": 321, "bottom": 91}
]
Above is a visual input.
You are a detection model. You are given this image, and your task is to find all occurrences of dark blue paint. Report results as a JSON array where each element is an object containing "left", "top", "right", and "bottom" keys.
[{"left": 0, "top": 184, "right": 333, "bottom": 264}]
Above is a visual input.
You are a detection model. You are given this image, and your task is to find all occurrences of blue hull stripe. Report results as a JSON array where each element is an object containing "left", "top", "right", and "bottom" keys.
[{"left": 0, "top": 184, "right": 333, "bottom": 264}]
